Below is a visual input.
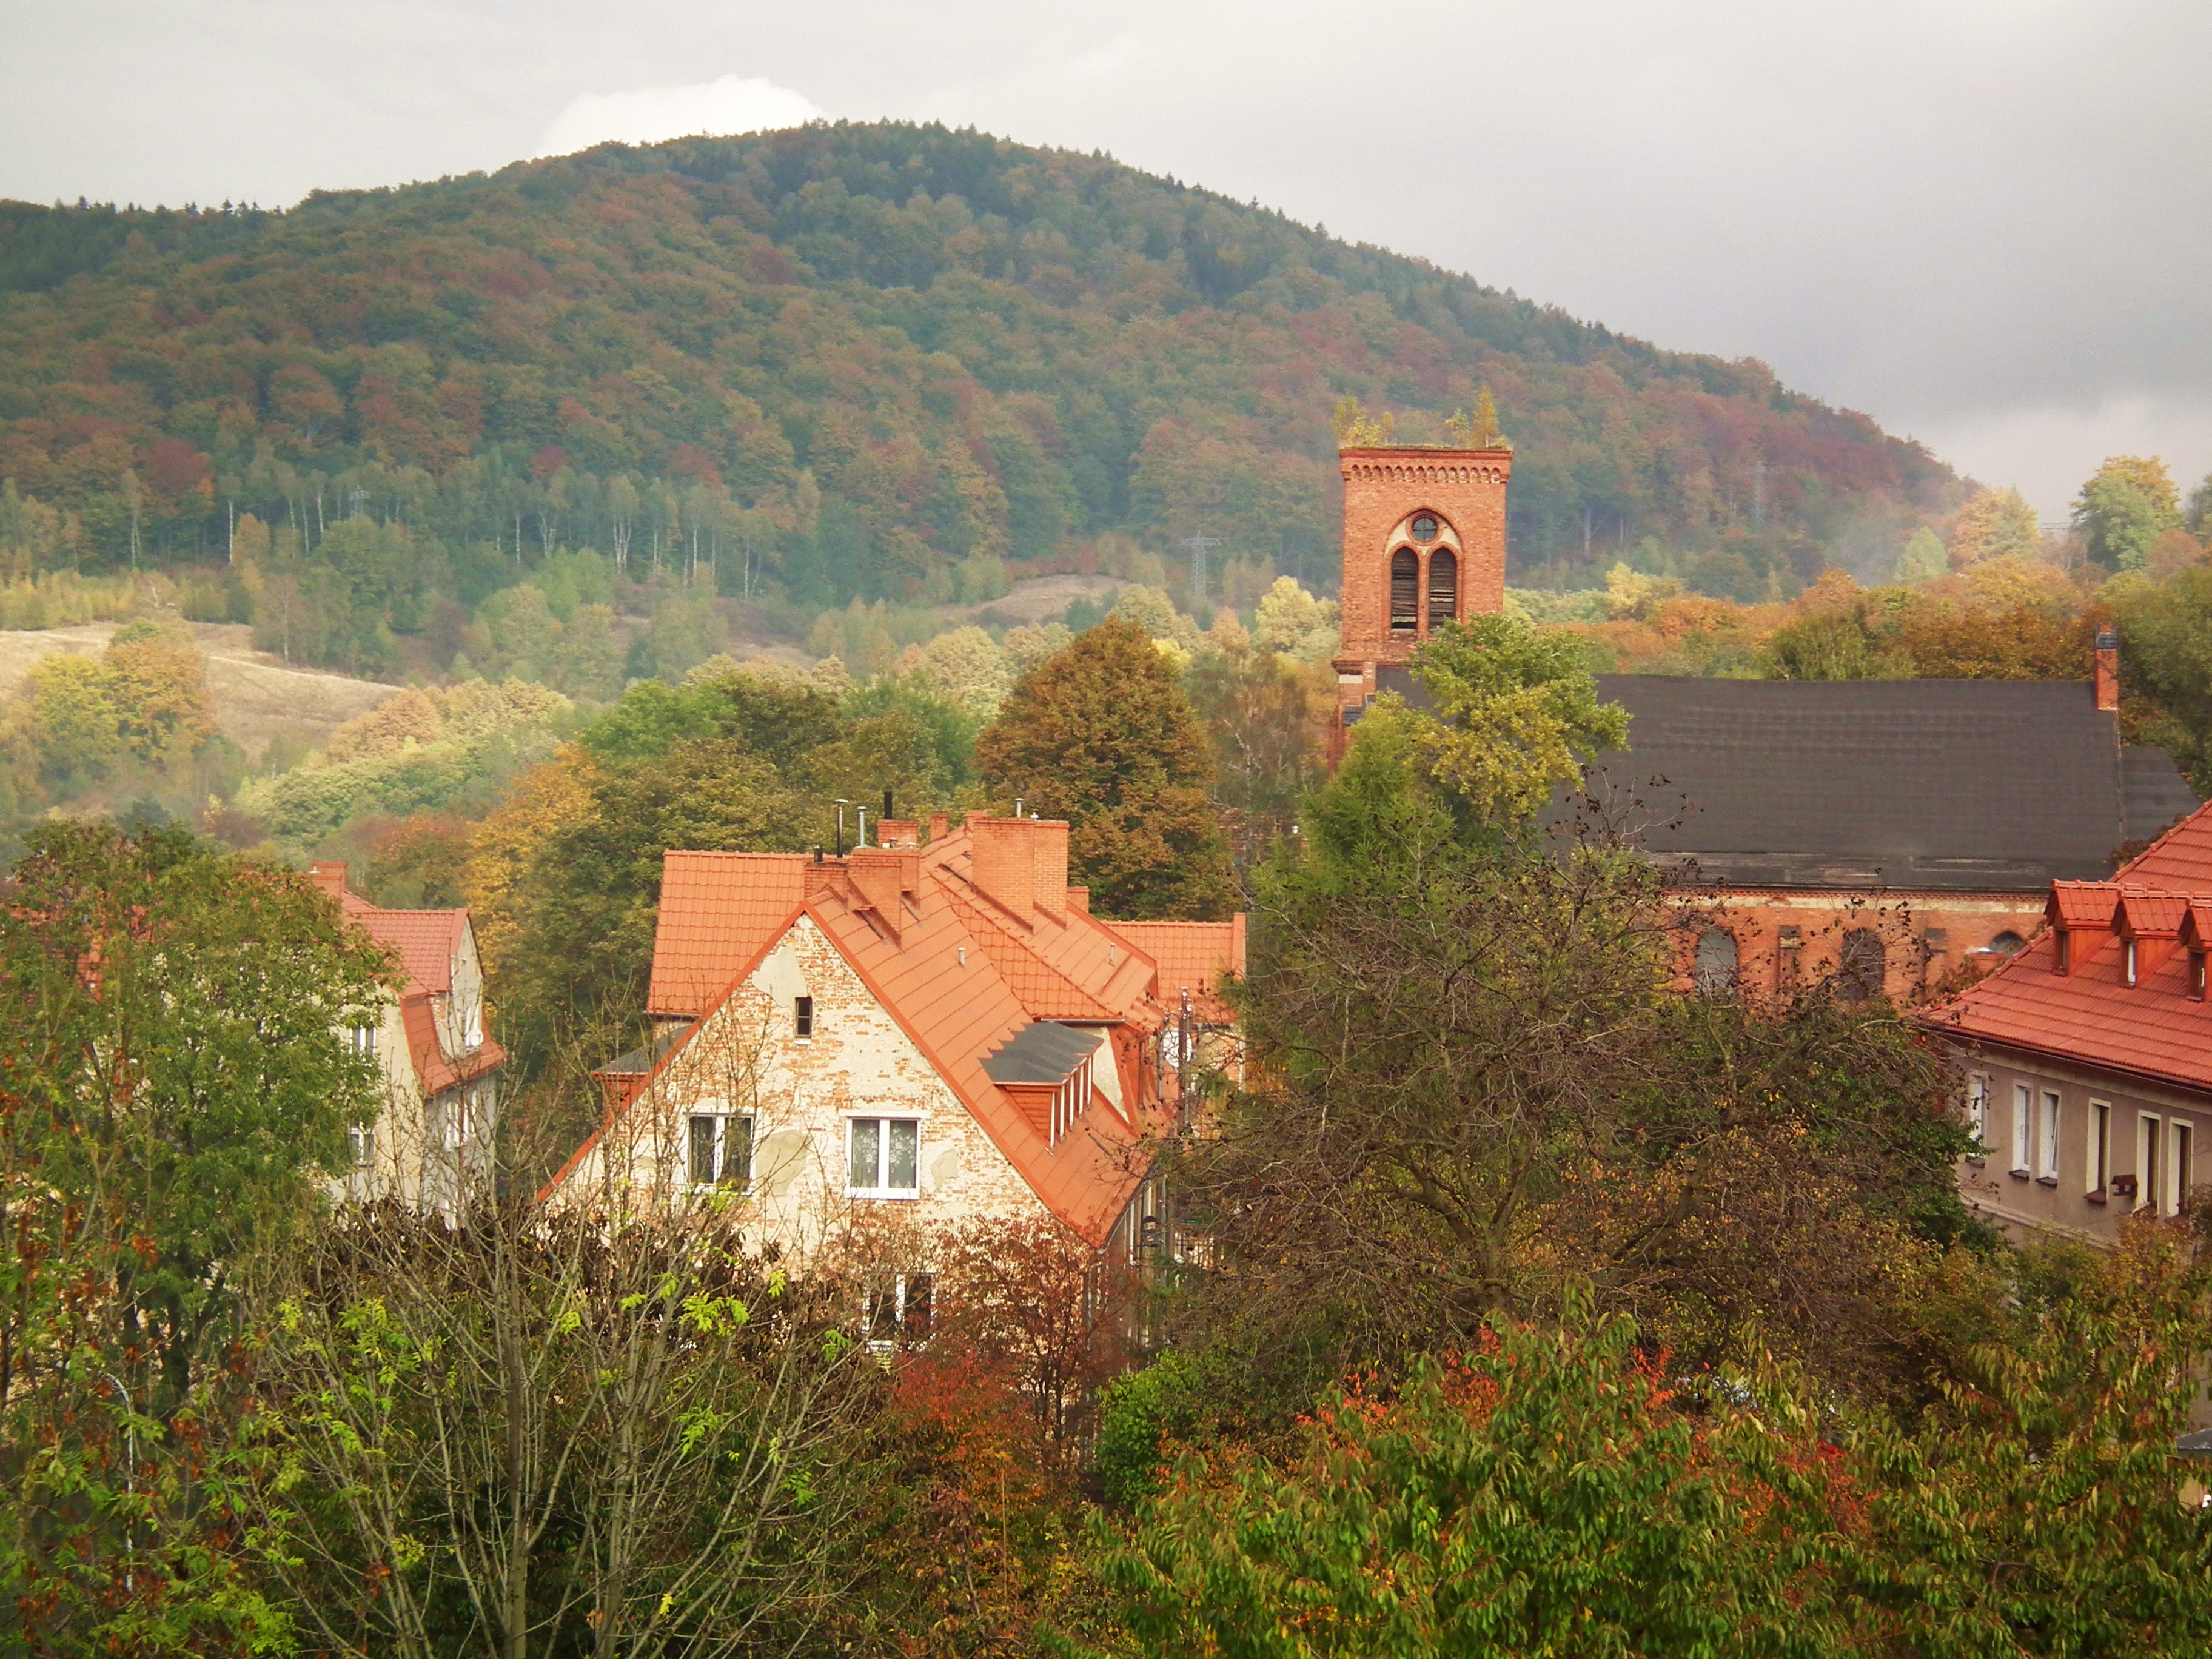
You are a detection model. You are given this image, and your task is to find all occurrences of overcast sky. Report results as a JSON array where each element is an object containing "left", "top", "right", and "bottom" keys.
[{"left": 4, "top": 0, "right": 2205, "bottom": 518}]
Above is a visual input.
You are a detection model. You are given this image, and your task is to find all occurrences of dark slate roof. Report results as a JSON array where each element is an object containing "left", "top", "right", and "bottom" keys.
[
  {"left": 1577, "top": 676, "right": 2194, "bottom": 891},
  {"left": 594, "top": 1030, "right": 685, "bottom": 1078},
  {"left": 1374, "top": 666, "right": 2200, "bottom": 891},
  {"left": 980, "top": 1020, "right": 1098, "bottom": 1085},
  {"left": 2123, "top": 746, "right": 2199, "bottom": 845}
]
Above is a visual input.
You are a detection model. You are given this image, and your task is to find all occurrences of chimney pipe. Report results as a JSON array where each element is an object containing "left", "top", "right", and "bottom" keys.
[
  {"left": 2095, "top": 624, "right": 2119, "bottom": 714},
  {"left": 883, "top": 787, "right": 894, "bottom": 822}
]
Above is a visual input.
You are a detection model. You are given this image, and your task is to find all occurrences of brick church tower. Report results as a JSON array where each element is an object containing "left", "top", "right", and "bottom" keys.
[{"left": 1332, "top": 444, "right": 1513, "bottom": 740}]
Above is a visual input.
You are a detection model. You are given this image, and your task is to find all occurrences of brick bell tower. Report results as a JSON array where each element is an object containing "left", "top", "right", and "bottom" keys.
[{"left": 1332, "top": 444, "right": 1513, "bottom": 748}]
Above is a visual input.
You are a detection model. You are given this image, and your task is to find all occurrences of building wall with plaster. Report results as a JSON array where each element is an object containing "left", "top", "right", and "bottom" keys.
[{"left": 562, "top": 914, "right": 1054, "bottom": 1256}]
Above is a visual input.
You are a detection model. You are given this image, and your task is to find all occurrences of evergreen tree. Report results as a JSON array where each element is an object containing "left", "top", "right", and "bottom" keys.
[{"left": 974, "top": 617, "right": 1235, "bottom": 919}]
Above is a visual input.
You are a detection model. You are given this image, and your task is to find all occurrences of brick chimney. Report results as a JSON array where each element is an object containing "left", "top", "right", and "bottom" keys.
[
  {"left": 928, "top": 811, "right": 949, "bottom": 844},
  {"left": 309, "top": 861, "right": 349, "bottom": 897},
  {"left": 2094, "top": 625, "right": 2119, "bottom": 713},
  {"left": 877, "top": 819, "right": 919, "bottom": 851},
  {"left": 969, "top": 815, "right": 1070, "bottom": 920},
  {"left": 847, "top": 848, "right": 919, "bottom": 940}
]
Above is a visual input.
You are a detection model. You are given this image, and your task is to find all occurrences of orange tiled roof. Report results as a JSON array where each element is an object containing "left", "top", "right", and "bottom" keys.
[
  {"left": 569, "top": 822, "right": 1244, "bottom": 1242},
  {"left": 1930, "top": 804, "right": 2212, "bottom": 1096},
  {"left": 309, "top": 864, "right": 502, "bottom": 1098},
  {"left": 1107, "top": 918, "right": 1247, "bottom": 1024},
  {"left": 646, "top": 852, "right": 807, "bottom": 1017},
  {"left": 2120, "top": 799, "right": 2212, "bottom": 889}
]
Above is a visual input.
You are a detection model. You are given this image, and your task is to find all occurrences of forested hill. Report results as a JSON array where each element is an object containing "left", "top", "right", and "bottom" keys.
[{"left": 0, "top": 122, "right": 1957, "bottom": 599}]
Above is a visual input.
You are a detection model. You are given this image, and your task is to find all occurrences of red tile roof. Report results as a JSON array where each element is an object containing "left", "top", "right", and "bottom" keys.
[
  {"left": 646, "top": 853, "right": 808, "bottom": 1017},
  {"left": 2119, "top": 799, "right": 2212, "bottom": 888},
  {"left": 1107, "top": 918, "right": 1247, "bottom": 1024},
  {"left": 1929, "top": 803, "right": 2212, "bottom": 1096},
  {"left": 309, "top": 863, "right": 503, "bottom": 1097},
  {"left": 566, "top": 822, "right": 1242, "bottom": 1243}
]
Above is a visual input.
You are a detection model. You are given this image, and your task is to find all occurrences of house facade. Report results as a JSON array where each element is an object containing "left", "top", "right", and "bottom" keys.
[
  {"left": 309, "top": 862, "right": 503, "bottom": 1215},
  {"left": 1926, "top": 802, "right": 2212, "bottom": 1244},
  {"left": 1328, "top": 444, "right": 2198, "bottom": 999},
  {"left": 549, "top": 814, "right": 1244, "bottom": 1270}
]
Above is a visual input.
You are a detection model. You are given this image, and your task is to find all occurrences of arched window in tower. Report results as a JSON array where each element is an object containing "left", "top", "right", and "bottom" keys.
[
  {"left": 1426, "top": 548, "right": 1458, "bottom": 629},
  {"left": 1389, "top": 547, "right": 1419, "bottom": 632}
]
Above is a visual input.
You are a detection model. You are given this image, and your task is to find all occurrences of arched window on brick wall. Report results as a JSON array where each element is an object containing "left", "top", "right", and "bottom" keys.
[
  {"left": 1389, "top": 548, "right": 1419, "bottom": 632},
  {"left": 1838, "top": 928, "right": 1886, "bottom": 1002},
  {"left": 1692, "top": 927, "right": 1738, "bottom": 995},
  {"left": 1427, "top": 547, "right": 1458, "bottom": 629}
]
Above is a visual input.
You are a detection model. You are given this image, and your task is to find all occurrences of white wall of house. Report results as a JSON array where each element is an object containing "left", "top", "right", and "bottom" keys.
[{"left": 563, "top": 915, "right": 1053, "bottom": 1255}]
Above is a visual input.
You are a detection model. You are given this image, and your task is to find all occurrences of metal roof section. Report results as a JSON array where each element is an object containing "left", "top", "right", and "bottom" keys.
[{"left": 981, "top": 1020, "right": 1101, "bottom": 1085}]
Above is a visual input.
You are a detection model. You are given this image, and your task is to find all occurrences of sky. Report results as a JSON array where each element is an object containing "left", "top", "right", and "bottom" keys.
[{"left": 3, "top": 0, "right": 2205, "bottom": 520}]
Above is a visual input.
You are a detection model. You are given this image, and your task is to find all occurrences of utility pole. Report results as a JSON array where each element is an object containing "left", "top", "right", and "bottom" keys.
[{"left": 1182, "top": 532, "right": 1221, "bottom": 612}]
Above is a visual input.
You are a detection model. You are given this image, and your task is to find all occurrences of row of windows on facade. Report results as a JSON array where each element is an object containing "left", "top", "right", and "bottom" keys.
[
  {"left": 1965, "top": 1074, "right": 2198, "bottom": 1213},
  {"left": 686, "top": 1111, "right": 920, "bottom": 1199},
  {"left": 1689, "top": 926, "right": 2026, "bottom": 997}
]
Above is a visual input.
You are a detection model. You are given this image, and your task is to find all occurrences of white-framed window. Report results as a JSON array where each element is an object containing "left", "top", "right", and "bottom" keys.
[
  {"left": 463, "top": 1000, "right": 483, "bottom": 1050},
  {"left": 2089, "top": 1101, "right": 2111, "bottom": 1196},
  {"left": 2037, "top": 1089, "right": 2061, "bottom": 1182},
  {"left": 347, "top": 1022, "right": 377, "bottom": 1057},
  {"left": 794, "top": 996, "right": 815, "bottom": 1041},
  {"left": 2011, "top": 1083, "right": 2033, "bottom": 1176},
  {"left": 687, "top": 1113, "right": 752, "bottom": 1189},
  {"left": 2139, "top": 1113, "right": 2163, "bottom": 1212},
  {"left": 1966, "top": 1074, "right": 1989, "bottom": 1153},
  {"left": 865, "top": 1272, "right": 934, "bottom": 1349},
  {"left": 847, "top": 1117, "right": 920, "bottom": 1198},
  {"left": 347, "top": 1123, "right": 375, "bottom": 1168},
  {"left": 2172, "top": 1119, "right": 2196, "bottom": 1216}
]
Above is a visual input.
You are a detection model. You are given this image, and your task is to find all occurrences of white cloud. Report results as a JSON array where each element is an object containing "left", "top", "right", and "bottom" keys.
[
  {"left": 535, "top": 75, "right": 822, "bottom": 158},
  {"left": 1903, "top": 395, "right": 2212, "bottom": 522}
]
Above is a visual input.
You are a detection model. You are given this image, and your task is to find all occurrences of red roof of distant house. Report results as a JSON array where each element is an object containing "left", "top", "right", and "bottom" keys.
[
  {"left": 1929, "top": 800, "right": 2212, "bottom": 1096},
  {"left": 309, "top": 862, "right": 503, "bottom": 1094},
  {"left": 565, "top": 820, "right": 1245, "bottom": 1245},
  {"left": 1108, "top": 918, "right": 1247, "bottom": 1024}
]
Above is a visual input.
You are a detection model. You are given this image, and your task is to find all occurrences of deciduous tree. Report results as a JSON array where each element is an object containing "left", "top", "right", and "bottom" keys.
[{"left": 976, "top": 617, "right": 1235, "bottom": 920}]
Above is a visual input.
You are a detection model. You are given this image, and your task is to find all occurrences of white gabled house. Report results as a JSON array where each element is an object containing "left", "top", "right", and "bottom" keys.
[{"left": 546, "top": 815, "right": 1244, "bottom": 1275}]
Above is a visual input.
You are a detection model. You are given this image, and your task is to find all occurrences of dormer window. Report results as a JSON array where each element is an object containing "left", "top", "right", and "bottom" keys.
[
  {"left": 2193, "top": 949, "right": 2207, "bottom": 1000},
  {"left": 2055, "top": 931, "right": 2071, "bottom": 974},
  {"left": 2124, "top": 939, "right": 2139, "bottom": 987}
]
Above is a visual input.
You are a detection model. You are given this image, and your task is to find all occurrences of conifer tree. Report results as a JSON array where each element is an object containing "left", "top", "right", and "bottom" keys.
[{"left": 975, "top": 617, "right": 1236, "bottom": 919}]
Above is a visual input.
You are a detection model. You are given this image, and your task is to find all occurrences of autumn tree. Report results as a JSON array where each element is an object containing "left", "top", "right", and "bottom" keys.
[
  {"left": 2076, "top": 455, "right": 2183, "bottom": 571},
  {"left": 975, "top": 617, "right": 1236, "bottom": 919},
  {"left": 1948, "top": 485, "right": 2042, "bottom": 567},
  {"left": 0, "top": 823, "right": 390, "bottom": 1652}
]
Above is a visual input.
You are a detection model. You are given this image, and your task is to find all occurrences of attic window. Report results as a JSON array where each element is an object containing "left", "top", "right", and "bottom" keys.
[
  {"left": 2124, "top": 940, "right": 2139, "bottom": 987},
  {"left": 1427, "top": 548, "right": 1458, "bottom": 629},
  {"left": 2055, "top": 930, "right": 2071, "bottom": 974},
  {"left": 794, "top": 996, "right": 814, "bottom": 1039},
  {"left": 1389, "top": 548, "right": 1419, "bottom": 632},
  {"left": 2192, "top": 948, "right": 2207, "bottom": 1000}
]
